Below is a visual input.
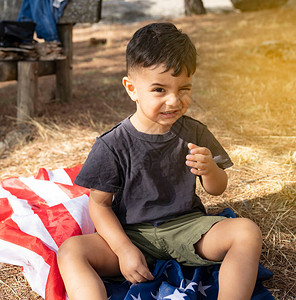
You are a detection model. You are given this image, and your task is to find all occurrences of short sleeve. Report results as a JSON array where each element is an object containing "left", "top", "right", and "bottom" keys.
[
  {"left": 74, "top": 138, "right": 123, "bottom": 193},
  {"left": 197, "top": 125, "right": 233, "bottom": 169}
]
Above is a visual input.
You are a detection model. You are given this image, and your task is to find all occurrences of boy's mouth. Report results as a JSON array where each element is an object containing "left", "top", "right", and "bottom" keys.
[{"left": 160, "top": 110, "right": 179, "bottom": 118}]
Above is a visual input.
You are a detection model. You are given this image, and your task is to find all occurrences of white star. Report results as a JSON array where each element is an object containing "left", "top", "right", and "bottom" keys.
[
  {"left": 185, "top": 278, "right": 192, "bottom": 286},
  {"left": 185, "top": 282, "right": 198, "bottom": 292},
  {"left": 179, "top": 279, "right": 185, "bottom": 290},
  {"left": 163, "top": 269, "right": 169, "bottom": 278},
  {"left": 179, "top": 279, "right": 198, "bottom": 292},
  {"left": 198, "top": 281, "right": 211, "bottom": 297},
  {"left": 164, "top": 289, "right": 187, "bottom": 299},
  {"left": 179, "top": 279, "right": 197, "bottom": 292},
  {"left": 131, "top": 293, "right": 142, "bottom": 300}
]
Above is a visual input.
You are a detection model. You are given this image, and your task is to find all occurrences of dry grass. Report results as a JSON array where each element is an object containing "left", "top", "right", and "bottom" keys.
[{"left": 1, "top": 6, "right": 296, "bottom": 299}]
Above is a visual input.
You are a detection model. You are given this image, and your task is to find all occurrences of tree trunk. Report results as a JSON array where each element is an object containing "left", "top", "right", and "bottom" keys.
[{"left": 184, "top": 0, "right": 206, "bottom": 15}]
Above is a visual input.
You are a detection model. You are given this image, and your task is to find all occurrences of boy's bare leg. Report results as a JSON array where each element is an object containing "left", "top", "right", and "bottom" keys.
[
  {"left": 57, "top": 233, "right": 121, "bottom": 300},
  {"left": 194, "top": 218, "right": 262, "bottom": 300}
]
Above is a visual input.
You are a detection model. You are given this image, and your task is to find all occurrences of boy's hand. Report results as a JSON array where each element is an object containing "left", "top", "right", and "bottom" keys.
[
  {"left": 186, "top": 143, "right": 217, "bottom": 176},
  {"left": 117, "top": 243, "right": 154, "bottom": 284}
]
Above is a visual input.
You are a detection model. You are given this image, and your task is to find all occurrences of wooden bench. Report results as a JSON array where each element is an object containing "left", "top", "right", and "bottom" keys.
[{"left": 0, "top": 0, "right": 102, "bottom": 123}]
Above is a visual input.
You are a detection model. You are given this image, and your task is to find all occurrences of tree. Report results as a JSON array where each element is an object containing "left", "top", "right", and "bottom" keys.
[{"left": 184, "top": 0, "right": 206, "bottom": 15}]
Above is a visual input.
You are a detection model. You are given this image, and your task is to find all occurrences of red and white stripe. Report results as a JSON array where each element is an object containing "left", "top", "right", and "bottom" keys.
[{"left": 0, "top": 165, "right": 94, "bottom": 300}]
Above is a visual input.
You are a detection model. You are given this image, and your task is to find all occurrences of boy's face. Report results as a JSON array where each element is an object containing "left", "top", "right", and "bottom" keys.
[{"left": 123, "top": 64, "right": 192, "bottom": 134}]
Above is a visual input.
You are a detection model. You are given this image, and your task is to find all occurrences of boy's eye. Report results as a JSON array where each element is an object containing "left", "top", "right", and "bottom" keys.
[{"left": 153, "top": 88, "right": 165, "bottom": 93}]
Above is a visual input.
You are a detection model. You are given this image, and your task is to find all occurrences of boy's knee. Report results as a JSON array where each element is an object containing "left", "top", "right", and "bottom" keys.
[
  {"left": 234, "top": 218, "right": 262, "bottom": 246},
  {"left": 57, "top": 236, "right": 83, "bottom": 267}
]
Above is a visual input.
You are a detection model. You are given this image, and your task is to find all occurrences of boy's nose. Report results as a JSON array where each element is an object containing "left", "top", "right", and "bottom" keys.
[{"left": 165, "top": 94, "right": 179, "bottom": 106}]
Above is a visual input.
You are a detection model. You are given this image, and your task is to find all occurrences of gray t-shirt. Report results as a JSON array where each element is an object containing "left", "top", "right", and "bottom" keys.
[{"left": 74, "top": 115, "right": 233, "bottom": 225}]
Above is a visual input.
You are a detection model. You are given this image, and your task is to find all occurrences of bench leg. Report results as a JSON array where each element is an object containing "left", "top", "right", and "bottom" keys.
[
  {"left": 56, "top": 23, "right": 73, "bottom": 102},
  {"left": 17, "top": 61, "right": 38, "bottom": 123}
]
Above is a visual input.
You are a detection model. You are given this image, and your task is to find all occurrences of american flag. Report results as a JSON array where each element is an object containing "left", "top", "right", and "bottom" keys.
[
  {"left": 0, "top": 165, "right": 94, "bottom": 299},
  {"left": 0, "top": 166, "right": 274, "bottom": 299}
]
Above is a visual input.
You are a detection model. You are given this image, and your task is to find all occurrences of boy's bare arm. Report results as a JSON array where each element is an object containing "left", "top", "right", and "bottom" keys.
[
  {"left": 88, "top": 189, "right": 154, "bottom": 283},
  {"left": 186, "top": 143, "right": 228, "bottom": 196}
]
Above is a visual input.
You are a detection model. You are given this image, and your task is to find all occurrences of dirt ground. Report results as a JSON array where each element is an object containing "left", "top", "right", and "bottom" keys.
[{"left": 0, "top": 5, "right": 296, "bottom": 300}]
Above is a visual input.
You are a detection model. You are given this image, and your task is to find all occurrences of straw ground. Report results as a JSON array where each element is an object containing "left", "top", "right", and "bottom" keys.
[{"left": 0, "top": 7, "right": 296, "bottom": 299}]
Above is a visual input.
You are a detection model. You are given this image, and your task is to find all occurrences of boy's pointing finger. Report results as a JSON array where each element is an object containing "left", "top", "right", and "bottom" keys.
[
  {"left": 187, "top": 142, "right": 197, "bottom": 150},
  {"left": 188, "top": 143, "right": 211, "bottom": 155}
]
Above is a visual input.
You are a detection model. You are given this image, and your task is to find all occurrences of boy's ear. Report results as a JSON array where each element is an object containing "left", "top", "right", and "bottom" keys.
[{"left": 122, "top": 76, "right": 138, "bottom": 101}]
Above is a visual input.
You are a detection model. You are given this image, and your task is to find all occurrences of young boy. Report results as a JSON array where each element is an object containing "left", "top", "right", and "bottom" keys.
[{"left": 57, "top": 23, "right": 262, "bottom": 300}]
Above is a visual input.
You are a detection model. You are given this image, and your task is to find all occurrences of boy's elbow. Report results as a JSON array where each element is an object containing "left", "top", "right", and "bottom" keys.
[
  {"left": 203, "top": 169, "right": 228, "bottom": 196},
  {"left": 204, "top": 182, "right": 227, "bottom": 196},
  {"left": 206, "top": 187, "right": 226, "bottom": 196}
]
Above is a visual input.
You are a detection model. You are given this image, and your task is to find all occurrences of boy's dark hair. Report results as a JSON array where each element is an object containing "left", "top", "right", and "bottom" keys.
[{"left": 126, "top": 22, "right": 197, "bottom": 77}]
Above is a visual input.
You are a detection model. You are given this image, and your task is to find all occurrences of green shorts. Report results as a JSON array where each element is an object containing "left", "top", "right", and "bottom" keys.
[{"left": 123, "top": 211, "right": 226, "bottom": 268}]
